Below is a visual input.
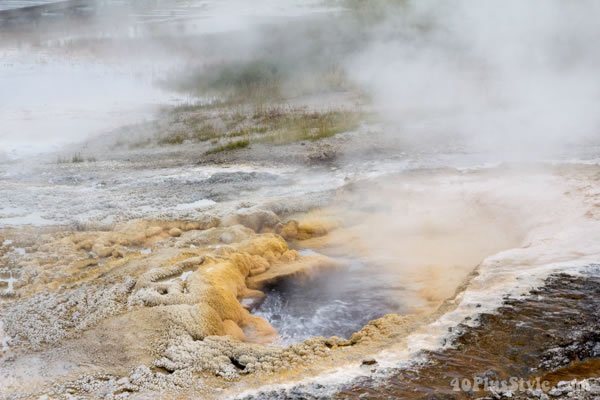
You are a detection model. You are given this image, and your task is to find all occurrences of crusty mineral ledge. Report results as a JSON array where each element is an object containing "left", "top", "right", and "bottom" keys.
[
  {"left": 1, "top": 207, "right": 388, "bottom": 399},
  {"left": 128, "top": 231, "right": 344, "bottom": 344}
]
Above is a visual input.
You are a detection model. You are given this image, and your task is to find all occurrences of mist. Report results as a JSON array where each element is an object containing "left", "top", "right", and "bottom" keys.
[
  {"left": 348, "top": 0, "right": 600, "bottom": 158},
  {"left": 0, "top": 0, "right": 337, "bottom": 160},
  {"left": 4, "top": 0, "right": 600, "bottom": 160}
]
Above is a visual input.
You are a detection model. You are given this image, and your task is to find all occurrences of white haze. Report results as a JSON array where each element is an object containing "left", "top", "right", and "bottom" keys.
[
  {"left": 0, "top": 0, "right": 331, "bottom": 160},
  {"left": 3, "top": 0, "right": 600, "bottom": 161},
  {"left": 349, "top": 0, "right": 600, "bottom": 159}
]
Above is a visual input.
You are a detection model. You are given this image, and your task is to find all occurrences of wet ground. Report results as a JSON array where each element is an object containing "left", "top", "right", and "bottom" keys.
[
  {"left": 4, "top": 154, "right": 600, "bottom": 399},
  {"left": 243, "top": 269, "right": 600, "bottom": 399},
  {"left": 340, "top": 270, "right": 600, "bottom": 399}
]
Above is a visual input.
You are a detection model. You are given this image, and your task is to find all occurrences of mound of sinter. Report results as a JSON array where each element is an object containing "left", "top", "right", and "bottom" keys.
[{"left": 0, "top": 208, "right": 409, "bottom": 398}]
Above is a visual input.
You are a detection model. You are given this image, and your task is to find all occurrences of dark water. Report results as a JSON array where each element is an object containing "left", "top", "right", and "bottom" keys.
[
  {"left": 334, "top": 271, "right": 600, "bottom": 399},
  {"left": 244, "top": 269, "right": 600, "bottom": 399},
  {"left": 254, "top": 253, "right": 407, "bottom": 346}
]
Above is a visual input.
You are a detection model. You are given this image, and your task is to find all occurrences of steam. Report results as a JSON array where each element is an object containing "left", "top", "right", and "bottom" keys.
[
  {"left": 3, "top": 1, "right": 599, "bottom": 161},
  {"left": 0, "top": 0, "right": 333, "bottom": 160},
  {"left": 348, "top": 0, "right": 600, "bottom": 159}
]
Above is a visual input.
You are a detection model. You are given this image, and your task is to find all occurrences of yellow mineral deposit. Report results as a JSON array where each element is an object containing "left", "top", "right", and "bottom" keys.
[
  {"left": 3, "top": 165, "right": 588, "bottom": 399},
  {"left": 0, "top": 201, "right": 426, "bottom": 396}
]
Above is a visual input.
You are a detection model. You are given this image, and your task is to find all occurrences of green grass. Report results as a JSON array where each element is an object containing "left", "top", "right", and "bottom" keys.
[
  {"left": 206, "top": 139, "right": 250, "bottom": 154},
  {"left": 151, "top": 100, "right": 364, "bottom": 154},
  {"left": 56, "top": 153, "right": 95, "bottom": 164},
  {"left": 157, "top": 123, "right": 220, "bottom": 145},
  {"left": 253, "top": 110, "right": 362, "bottom": 144},
  {"left": 158, "top": 133, "right": 186, "bottom": 145},
  {"left": 157, "top": 108, "right": 362, "bottom": 152},
  {"left": 191, "top": 124, "right": 220, "bottom": 142},
  {"left": 228, "top": 126, "right": 269, "bottom": 138}
]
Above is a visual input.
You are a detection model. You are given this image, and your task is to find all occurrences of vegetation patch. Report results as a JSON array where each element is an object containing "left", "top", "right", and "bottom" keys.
[
  {"left": 253, "top": 109, "right": 362, "bottom": 144},
  {"left": 152, "top": 106, "right": 365, "bottom": 155},
  {"left": 205, "top": 139, "right": 250, "bottom": 154},
  {"left": 56, "top": 153, "right": 96, "bottom": 164}
]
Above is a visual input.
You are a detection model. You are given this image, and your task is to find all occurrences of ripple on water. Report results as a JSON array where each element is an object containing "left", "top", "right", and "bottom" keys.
[{"left": 254, "top": 254, "right": 406, "bottom": 346}]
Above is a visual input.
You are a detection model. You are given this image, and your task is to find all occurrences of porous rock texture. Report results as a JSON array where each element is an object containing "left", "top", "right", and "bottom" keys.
[{"left": 0, "top": 208, "right": 414, "bottom": 399}]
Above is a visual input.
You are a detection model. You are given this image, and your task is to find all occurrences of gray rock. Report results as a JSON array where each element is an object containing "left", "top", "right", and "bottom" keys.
[{"left": 548, "top": 388, "right": 563, "bottom": 397}]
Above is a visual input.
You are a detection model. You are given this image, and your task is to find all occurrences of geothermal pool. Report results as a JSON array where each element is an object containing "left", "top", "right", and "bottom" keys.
[
  {"left": 255, "top": 252, "right": 406, "bottom": 345},
  {"left": 4, "top": 154, "right": 600, "bottom": 400}
]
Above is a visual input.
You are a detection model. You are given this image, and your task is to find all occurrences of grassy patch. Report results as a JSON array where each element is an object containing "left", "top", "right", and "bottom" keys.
[
  {"left": 157, "top": 123, "right": 220, "bottom": 145},
  {"left": 138, "top": 93, "right": 365, "bottom": 155},
  {"left": 254, "top": 109, "right": 362, "bottom": 144},
  {"left": 191, "top": 124, "right": 220, "bottom": 142},
  {"left": 71, "top": 153, "right": 84, "bottom": 163},
  {"left": 206, "top": 139, "right": 250, "bottom": 154},
  {"left": 156, "top": 107, "right": 362, "bottom": 152},
  {"left": 158, "top": 133, "right": 186, "bottom": 145},
  {"left": 56, "top": 153, "right": 95, "bottom": 164},
  {"left": 228, "top": 126, "right": 269, "bottom": 138}
]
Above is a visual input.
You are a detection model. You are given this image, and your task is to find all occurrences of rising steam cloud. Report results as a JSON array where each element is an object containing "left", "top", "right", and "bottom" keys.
[
  {"left": 348, "top": 0, "right": 600, "bottom": 158},
  {"left": 4, "top": 0, "right": 599, "bottom": 161}
]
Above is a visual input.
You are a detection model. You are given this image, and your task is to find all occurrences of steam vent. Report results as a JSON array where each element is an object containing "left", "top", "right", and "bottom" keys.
[{"left": 3, "top": 1, "right": 600, "bottom": 399}]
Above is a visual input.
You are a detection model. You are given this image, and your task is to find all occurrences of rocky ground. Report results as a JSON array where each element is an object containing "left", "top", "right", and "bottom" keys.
[
  {"left": 4, "top": 62, "right": 600, "bottom": 397},
  {"left": 4, "top": 148, "right": 600, "bottom": 399},
  {"left": 0, "top": 166, "right": 425, "bottom": 399}
]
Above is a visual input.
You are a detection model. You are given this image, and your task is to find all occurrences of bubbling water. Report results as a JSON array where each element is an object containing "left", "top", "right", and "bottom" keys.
[{"left": 254, "top": 252, "right": 407, "bottom": 346}]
